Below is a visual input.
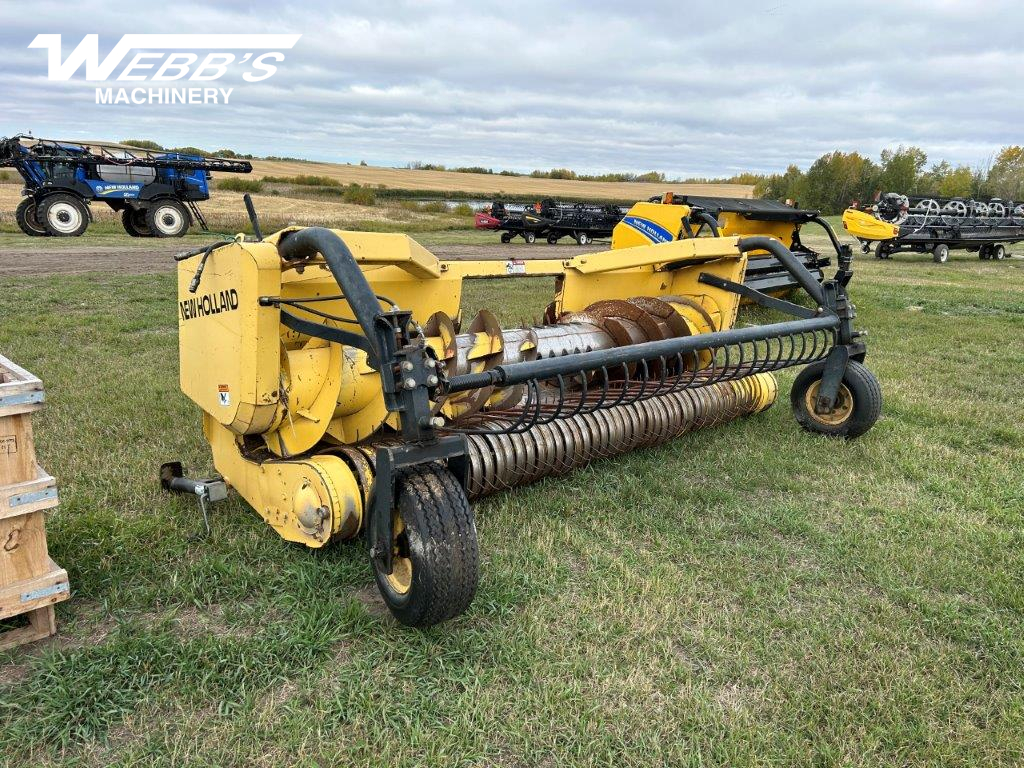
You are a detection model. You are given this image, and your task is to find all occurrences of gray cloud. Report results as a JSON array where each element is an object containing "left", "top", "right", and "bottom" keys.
[{"left": 0, "top": 0, "right": 1020, "bottom": 177}]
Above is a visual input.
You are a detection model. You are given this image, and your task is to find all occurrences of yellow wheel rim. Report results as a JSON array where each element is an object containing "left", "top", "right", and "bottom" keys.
[
  {"left": 385, "top": 513, "right": 413, "bottom": 595},
  {"left": 804, "top": 379, "right": 854, "bottom": 426}
]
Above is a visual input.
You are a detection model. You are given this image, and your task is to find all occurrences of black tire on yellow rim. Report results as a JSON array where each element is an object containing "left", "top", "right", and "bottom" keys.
[
  {"left": 370, "top": 464, "right": 478, "bottom": 627},
  {"left": 791, "top": 359, "right": 882, "bottom": 439}
]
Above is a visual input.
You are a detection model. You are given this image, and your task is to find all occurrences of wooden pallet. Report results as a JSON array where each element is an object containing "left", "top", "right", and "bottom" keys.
[{"left": 0, "top": 354, "right": 69, "bottom": 651}]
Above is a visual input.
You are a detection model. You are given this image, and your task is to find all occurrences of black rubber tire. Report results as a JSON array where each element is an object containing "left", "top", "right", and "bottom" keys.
[
  {"left": 874, "top": 241, "right": 889, "bottom": 259},
  {"left": 500, "top": 232, "right": 512, "bottom": 243},
  {"left": 932, "top": 244, "right": 949, "bottom": 263},
  {"left": 993, "top": 244, "right": 1006, "bottom": 260},
  {"left": 15, "top": 198, "right": 48, "bottom": 237},
  {"left": 791, "top": 359, "right": 882, "bottom": 439},
  {"left": 547, "top": 235, "right": 559, "bottom": 244},
  {"left": 371, "top": 464, "right": 478, "bottom": 628},
  {"left": 523, "top": 231, "right": 536, "bottom": 244},
  {"left": 145, "top": 200, "right": 190, "bottom": 237},
  {"left": 39, "top": 193, "right": 89, "bottom": 237},
  {"left": 122, "top": 208, "right": 152, "bottom": 237},
  {"left": 979, "top": 245, "right": 990, "bottom": 260},
  {"left": 576, "top": 232, "right": 591, "bottom": 245}
]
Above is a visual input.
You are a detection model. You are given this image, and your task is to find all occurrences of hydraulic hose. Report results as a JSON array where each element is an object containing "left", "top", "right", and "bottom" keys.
[{"left": 276, "top": 227, "right": 384, "bottom": 365}]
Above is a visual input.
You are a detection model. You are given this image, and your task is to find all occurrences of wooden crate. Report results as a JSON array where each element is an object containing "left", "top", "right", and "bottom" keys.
[{"left": 0, "top": 354, "right": 69, "bottom": 651}]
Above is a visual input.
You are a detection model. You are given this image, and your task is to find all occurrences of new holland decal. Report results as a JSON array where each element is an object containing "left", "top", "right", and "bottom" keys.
[
  {"left": 621, "top": 215, "right": 674, "bottom": 243},
  {"left": 179, "top": 289, "right": 240, "bottom": 321}
]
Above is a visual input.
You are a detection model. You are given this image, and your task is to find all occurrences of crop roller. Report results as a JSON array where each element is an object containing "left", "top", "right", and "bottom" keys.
[{"left": 169, "top": 224, "right": 881, "bottom": 626}]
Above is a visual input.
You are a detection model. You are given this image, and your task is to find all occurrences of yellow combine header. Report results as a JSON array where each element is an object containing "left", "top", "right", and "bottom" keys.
[{"left": 168, "top": 213, "right": 881, "bottom": 627}]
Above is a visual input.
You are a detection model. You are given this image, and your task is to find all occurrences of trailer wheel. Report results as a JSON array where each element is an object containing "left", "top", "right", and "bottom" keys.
[
  {"left": 993, "top": 244, "right": 1006, "bottom": 260},
  {"left": 979, "top": 245, "right": 991, "bottom": 260},
  {"left": 523, "top": 231, "right": 536, "bottom": 244},
  {"left": 874, "top": 241, "right": 889, "bottom": 259},
  {"left": 576, "top": 232, "right": 592, "bottom": 245},
  {"left": 500, "top": 232, "right": 513, "bottom": 243},
  {"left": 547, "top": 235, "right": 559, "bottom": 244},
  {"left": 146, "top": 200, "right": 190, "bottom": 237},
  {"left": 932, "top": 244, "right": 949, "bottom": 263},
  {"left": 122, "top": 209, "right": 152, "bottom": 237},
  {"left": 370, "top": 464, "right": 479, "bottom": 628},
  {"left": 791, "top": 360, "right": 882, "bottom": 439},
  {"left": 39, "top": 194, "right": 89, "bottom": 237},
  {"left": 15, "top": 198, "right": 48, "bottom": 237}
]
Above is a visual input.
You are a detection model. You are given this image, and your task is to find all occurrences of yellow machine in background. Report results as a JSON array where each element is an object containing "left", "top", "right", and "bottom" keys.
[
  {"left": 169, "top": 214, "right": 880, "bottom": 627},
  {"left": 841, "top": 208, "right": 900, "bottom": 244},
  {"left": 612, "top": 193, "right": 844, "bottom": 297}
]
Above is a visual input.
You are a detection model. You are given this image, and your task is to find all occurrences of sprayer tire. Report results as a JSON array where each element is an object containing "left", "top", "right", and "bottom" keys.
[
  {"left": 146, "top": 200, "right": 190, "bottom": 238},
  {"left": 791, "top": 359, "right": 881, "bottom": 439},
  {"left": 15, "top": 198, "right": 48, "bottom": 236},
  {"left": 371, "top": 463, "right": 478, "bottom": 628},
  {"left": 40, "top": 193, "right": 89, "bottom": 237},
  {"left": 122, "top": 208, "right": 152, "bottom": 237}
]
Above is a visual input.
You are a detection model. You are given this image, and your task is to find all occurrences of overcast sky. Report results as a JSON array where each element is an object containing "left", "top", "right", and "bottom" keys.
[{"left": 1, "top": 0, "right": 1021, "bottom": 178}]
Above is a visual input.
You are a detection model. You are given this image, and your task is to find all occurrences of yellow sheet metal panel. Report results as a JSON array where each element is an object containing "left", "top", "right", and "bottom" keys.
[
  {"left": 841, "top": 208, "right": 899, "bottom": 241},
  {"left": 268, "top": 228, "right": 442, "bottom": 278},
  {"left": 177, "top": 241, "right": 282, "bottom": 435},
  {"left": 442, "top": 258, "right": 567, "bottom": 279},
  {"left": 717, "top": 212, "right": 795, "bottom": 250}
]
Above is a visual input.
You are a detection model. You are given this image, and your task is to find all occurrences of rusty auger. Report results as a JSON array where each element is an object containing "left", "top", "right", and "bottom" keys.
[{"left": 168, "top": 223, "right": 881, "bottom": 627}]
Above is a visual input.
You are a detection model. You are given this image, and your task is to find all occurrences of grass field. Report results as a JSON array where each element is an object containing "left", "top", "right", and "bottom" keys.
[{"left": 1, "top": 225, "right": 1023, "bottom": 766}]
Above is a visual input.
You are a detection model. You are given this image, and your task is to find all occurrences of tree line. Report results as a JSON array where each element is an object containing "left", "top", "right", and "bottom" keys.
[{"left": 744, "top": 146, "right": 1024, "bottom": 214}]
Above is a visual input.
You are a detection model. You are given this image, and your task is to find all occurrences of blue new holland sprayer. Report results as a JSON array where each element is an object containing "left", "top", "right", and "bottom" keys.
[{"left": 1, "top": 135, "right": 252, "bottom": 237}]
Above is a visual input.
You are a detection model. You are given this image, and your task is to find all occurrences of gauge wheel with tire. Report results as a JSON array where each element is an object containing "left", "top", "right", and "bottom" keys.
[
  {"left": 39, "top": 194, "right": 89, "bottom": 237},
  {"left": 993, "top": 244, "right": 1006, "bottom": 260},
  {"left": 874, "top": 241, "right": 890, "bottom": 259},
  {"left": 547, "top": 235, "right": 559, "bottom": 244},
  {"left": 122, "top": 208, "right": 152, "bottom": 237},
  {"left": 500, "top": 232, "right": 513, "bottom": 243},
  {"left": 15, "top": 198, "right": 48, "bottom": 237},
  {"left": 979, "top": 245, "right": 991, "bottom": 260},
  {"left": 791, "top": 359, "right": 882, "bottom": 439},
  {"left": 523, "top": 231, "right": 536, "bottom": 244},
  {"left": 576, "top": 232, "right": 591, "bottom": 245},
  {"left": 932, "top": 244, "right": 949, "bottom": 263},
  {"left": 146, "top": 200, "right": 191, "bottom": 237},
  {"left": 370, "top": 464, "right": 479, "bottom": 628}
]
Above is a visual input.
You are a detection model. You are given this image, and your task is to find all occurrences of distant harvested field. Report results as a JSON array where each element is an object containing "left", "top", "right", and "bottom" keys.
[{"left": 249, "top": 159, "right": 754, "bottom": 201}]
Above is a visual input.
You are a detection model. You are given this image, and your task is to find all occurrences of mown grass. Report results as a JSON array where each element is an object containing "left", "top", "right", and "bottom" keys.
[{"left": 0, "top": 233, "right": 1023, "bottom": 766}]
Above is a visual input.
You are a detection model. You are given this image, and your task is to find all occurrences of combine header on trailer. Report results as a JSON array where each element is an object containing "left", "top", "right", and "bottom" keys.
[
  {"left": 475, "top": 199, "right": 629, "bottom": 244},
  {"left": 612, "top": 194, "right": 837, "bottom": 297},
  {"left": 166, "top": 201, "right": 881, "bottom": 627},
  {"left": 1, "top": 135, "right": 252, "bottom": 238},
  {"left": 842, "top": 192, "right": 1024, "bottom": 263}
]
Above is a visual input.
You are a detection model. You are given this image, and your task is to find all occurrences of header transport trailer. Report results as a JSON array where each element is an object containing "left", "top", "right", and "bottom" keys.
[
  {"left": 0, "top": 135, "right": 252, "bottom": 238},
  {"left": 475, "top": 199, "right": 630, "bottom": 244},
  {"left": 842, "top": 192, "right": 1024, "bottom": 263}
]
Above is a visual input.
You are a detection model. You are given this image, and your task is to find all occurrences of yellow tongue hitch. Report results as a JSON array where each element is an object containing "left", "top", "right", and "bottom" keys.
[{"left": 170, "top": 224, "right": 880, "bottom": 627}]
